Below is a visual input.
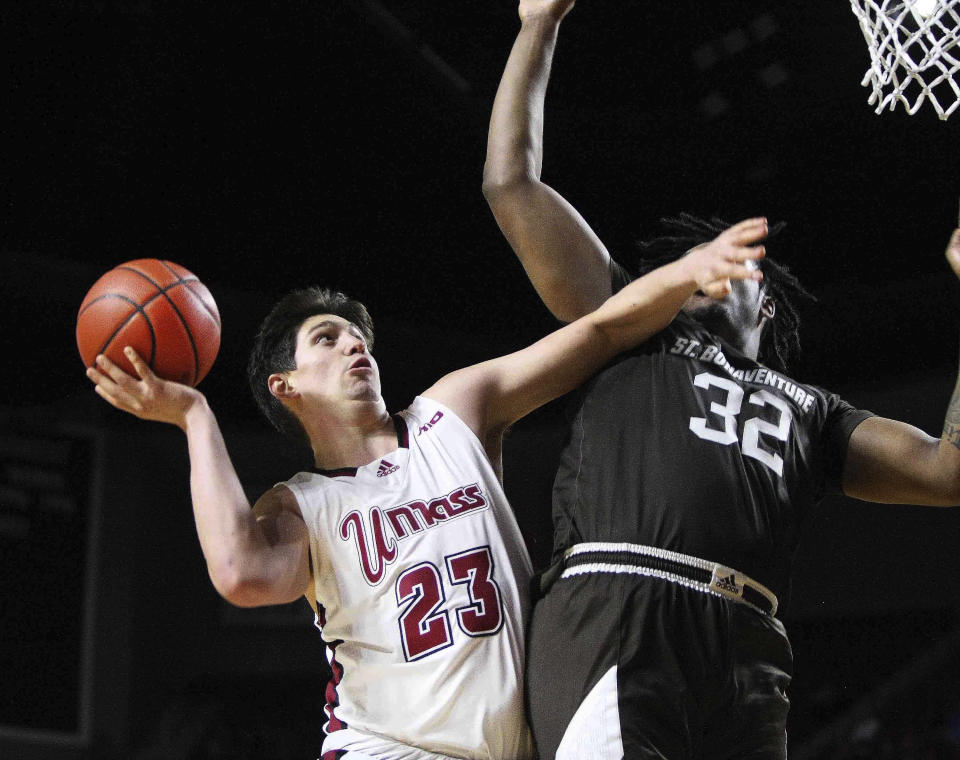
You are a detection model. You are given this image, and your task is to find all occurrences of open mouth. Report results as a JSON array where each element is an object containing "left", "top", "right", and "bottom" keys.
[{"left": 349, "top": 357, "right": 372, "bottom": 371}]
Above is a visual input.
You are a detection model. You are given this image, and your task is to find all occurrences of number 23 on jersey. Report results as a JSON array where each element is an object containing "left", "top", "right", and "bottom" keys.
[{"left": 395, "top": 545, "right": 505, "bottom": 661}]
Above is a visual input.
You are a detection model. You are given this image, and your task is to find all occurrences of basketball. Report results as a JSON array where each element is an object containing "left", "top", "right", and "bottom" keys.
[{"left": 76, "top": 259, "right": 221, "bottom": 387}]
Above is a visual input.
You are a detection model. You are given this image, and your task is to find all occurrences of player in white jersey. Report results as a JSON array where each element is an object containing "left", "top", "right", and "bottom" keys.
[
  {"left": 85, "top": 232, "right": 769, "bottom": 759},
  {"left": 285, "top": 396, "right": 534, "bottom": 759}
]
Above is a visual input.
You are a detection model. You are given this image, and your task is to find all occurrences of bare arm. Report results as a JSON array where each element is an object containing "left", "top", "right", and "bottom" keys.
[
  {"left": 427, "top": 219, "right": 767, "bottom": 443},
  {"left": 87, "top": 348, "right": 312, "bottom": 606},
  {"left": 842, "top": 227, "right": 960, "bottom": 506},
  {"left": 482, "top": 0, "right": 612, "bottom": 322}
]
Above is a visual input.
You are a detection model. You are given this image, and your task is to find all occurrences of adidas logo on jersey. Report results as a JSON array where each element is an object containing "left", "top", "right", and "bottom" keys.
[{"left": 377, "top": 459, "right": 399, "bottom": 478}]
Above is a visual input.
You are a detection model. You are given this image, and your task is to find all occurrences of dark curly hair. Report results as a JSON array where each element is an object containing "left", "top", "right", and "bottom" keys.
[
  {"left": 247, "top": 286, "right": 375, "bottom": 444},
  {"left": 635, "top": 213, "right": 815, "bottom": 372}
]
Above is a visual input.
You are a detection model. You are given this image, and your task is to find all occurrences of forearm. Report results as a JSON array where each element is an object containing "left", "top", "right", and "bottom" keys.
[
  {"left": 843, "top": 358, "right": 960, "bottom": 506},
  {"left": 482, "top": 16, "right": 559, "bottom": 190},
  {"left": 483, "top": 11, "right": 612, "bottom": 321},
  {"left": 934, "top": 361, "right": 960, "bottom": 502},
  {"left": 843, "top": 229, "right": 960, "bottom": 507},
  {"left": 942, "top": 361, "right": 960, "bottom": 451},
  {"left": 441, "top": 259, "right": 695, "bottom": 432},
  {"left": 181, "top": 399, "right": 269, "bottom": 594},
  {"left": 588, "top": 258, "right": 698, "bottom": 352},
  {"left": 924, "top": 342, "right": 960, "bottom": 504}
]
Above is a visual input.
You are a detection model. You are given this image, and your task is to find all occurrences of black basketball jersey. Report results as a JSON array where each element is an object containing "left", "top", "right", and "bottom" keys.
[{"left": 550, "top": 261, "right": 873, "bottom": 600}]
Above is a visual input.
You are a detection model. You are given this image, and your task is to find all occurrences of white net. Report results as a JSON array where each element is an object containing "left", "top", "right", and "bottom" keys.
[{"left": 849, "top": 0, "right": 960, "bottom": 119}]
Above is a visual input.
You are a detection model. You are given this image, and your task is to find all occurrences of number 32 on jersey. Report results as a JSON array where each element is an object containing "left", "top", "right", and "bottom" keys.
[{"left": 688, "top": 372, "right": 793, "bottom": 476}]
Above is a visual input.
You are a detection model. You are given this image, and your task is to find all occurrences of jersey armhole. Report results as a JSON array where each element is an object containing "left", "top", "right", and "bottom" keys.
[
  {"left": 609, "top": 256, "right": 633, "bottom": 295},
  {"left": 270, "top": 479, "right": 320, "bottom": 615},
  {"left": 407, "top": 395, "right": 489, "bottom": 452}
]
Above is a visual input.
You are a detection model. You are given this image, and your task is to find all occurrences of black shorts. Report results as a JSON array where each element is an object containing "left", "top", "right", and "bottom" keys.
[{"left": 526, "top": 572, "right": 792, "bottom": 760}]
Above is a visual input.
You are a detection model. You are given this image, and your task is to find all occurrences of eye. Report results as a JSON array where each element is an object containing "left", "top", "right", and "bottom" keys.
[{"left": 314, "top": 333, "right": 334, "bottom": 345}]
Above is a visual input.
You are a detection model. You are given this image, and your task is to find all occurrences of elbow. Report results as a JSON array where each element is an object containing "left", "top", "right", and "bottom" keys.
[
  {"left": 208, "top": 560, "right": 269, "bottom": 608},
  {"left": 208, "top": 554, "right": 308, "bottom": 607},
  {"left": 481, "top": 164, "right": 537, "bottom": 204},
  {"left": 945, "top": 474, "right": 960, "bottom": 507},
  {"left": 934, "top": 449, "right": 960, "bottom": 506}
]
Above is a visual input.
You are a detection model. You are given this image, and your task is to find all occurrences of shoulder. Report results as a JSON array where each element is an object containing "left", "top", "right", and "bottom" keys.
[
  {"left": 402, "top": 394, "right": 471, "bottom": 437},
  {"left": 253, "top": 483, "right": 304, "bottom": 521},
  {"left": 420, "top": 371, "right": 489, "bottom": 432}
]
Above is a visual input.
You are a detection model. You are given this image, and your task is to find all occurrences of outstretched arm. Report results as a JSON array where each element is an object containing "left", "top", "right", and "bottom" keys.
[
  {"left": 428, "top": 218, "right": 768, "bottom": 446},
  {"left": 483, "top": 0, "right": 612, "bottom": 322},
  {"left": 842, "top": 226, "right": 960, "bottom": 506},
  {"left": 87, "top": 348, "right": 312, "bottom": 606}
]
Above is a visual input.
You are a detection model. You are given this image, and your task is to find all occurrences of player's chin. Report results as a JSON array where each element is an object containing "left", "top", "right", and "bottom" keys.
[
  {"left": 345, "top": 380, "right": 382, "bottom": 402},
  {"left": 682, "top": 292, "right": 718, "bottom": 311},
  {"left": 682, "top": 297, "right": 729, "bottom": 322}
]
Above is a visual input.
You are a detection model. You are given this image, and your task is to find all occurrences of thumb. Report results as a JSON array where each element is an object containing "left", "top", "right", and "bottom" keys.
[{"left": 703, "top": 279, "right": 732, "bottom": 300}]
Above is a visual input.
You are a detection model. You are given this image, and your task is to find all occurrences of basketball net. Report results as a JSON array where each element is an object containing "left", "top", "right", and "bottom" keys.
[{"left": 849, "top": 0, "right": 960, "bottom": 119}]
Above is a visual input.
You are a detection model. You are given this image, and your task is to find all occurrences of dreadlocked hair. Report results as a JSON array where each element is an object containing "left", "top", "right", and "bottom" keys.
[{"left": 634, "top": 212, "right": 816, "bottom": 373}]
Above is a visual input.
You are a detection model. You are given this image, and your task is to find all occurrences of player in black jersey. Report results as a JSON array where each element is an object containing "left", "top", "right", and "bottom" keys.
[{"left": 483, "top": 1, "right": 960, "bottom": 758}]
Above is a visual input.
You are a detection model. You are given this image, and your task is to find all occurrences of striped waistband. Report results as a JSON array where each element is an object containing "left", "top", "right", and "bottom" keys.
[{"left": 558, "top": 542, "right": 779, "bottom": 617}]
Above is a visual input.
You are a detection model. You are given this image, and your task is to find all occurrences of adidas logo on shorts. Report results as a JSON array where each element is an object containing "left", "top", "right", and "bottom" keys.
[{"left": 714, "top": 572, "right": 742, "bottom": 595}]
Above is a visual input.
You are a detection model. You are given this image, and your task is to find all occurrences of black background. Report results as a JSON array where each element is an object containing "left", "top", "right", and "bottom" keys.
[{"left": 2, "top": 1, "right": 960, "bottom": 758}]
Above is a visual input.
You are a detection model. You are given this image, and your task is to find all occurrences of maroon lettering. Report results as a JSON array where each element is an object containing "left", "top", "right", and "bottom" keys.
[
  {"left": 384, "top": 504, "right": 424, "bottom": 539},
  {"left": 463, "top": 484, "right": 486, "bottom": 508},
  {"left": 339, "top": 508, "right": 399, "bottom": 585},
  {"left": 409, "top": 499, "right": 447, "bottom": 527},
  {"left": 447, "top": 486, "right": 484, "bottom": 516},
  {"left": 416, "top": 410, "right": 445, "bottom": 436},
  {"left": 396, "top": 563, "right": 452, "bottom": 661},
  {"left": 428, "top": 497, "right": 452, "bottom": 520},
  {"left": 341, "top": 485, "right": 490, "bottom": 581}
]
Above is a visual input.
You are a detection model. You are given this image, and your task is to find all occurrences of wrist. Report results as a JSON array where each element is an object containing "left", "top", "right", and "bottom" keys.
[
  {"left": 519, "top": 12, "right": 563, "bottom": 35},
  {"left": 179, "top": 392, "right": 212, "bottom": 433},
  {"left": 664, "top": 256, "right": 699, "bottom": 293}
]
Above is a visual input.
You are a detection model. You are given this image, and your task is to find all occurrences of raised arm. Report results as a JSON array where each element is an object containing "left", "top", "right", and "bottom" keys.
[
  {"left": 87, "top": 348, "right": 312, "bottom": 606},
  {"left": 482, "top": 0, "right": 612, "bottom": 322},
  {"left": 428, "top": 218, "right": 768, "bottom": 447},
  {"left": 842, "top": 226, "right": 960, "bottom": 506}
]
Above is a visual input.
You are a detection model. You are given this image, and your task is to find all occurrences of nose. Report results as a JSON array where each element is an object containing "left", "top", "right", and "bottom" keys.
[{"left": 344, "top": 334, "right": 366, "bottom": 354}]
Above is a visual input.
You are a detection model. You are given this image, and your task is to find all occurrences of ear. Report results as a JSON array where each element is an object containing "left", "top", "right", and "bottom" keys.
[
  {"left": 759, "top": 295, "right": 776, "bottom": 323},
  {"left": 268, "top": 372, "right": 298, "bottom": 401}
]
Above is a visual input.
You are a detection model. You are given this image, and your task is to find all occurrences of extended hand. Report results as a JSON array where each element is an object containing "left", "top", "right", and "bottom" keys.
[
  {"left": 86, "top": 347, "right": 205, "bottom": 429},
  {"left": 519, "top": 0, "right": 576, "bottom": 23},
  {"left": 681, "top": 217, "right": 768, "bottom": 299}
]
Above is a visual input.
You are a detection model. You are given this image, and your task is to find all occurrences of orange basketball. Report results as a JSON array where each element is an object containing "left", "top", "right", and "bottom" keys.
[{"left": 76, "top": 259, "right": 221, "bottom": 387}]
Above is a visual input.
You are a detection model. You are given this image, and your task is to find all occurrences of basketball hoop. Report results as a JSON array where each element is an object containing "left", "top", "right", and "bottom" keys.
[{"left": 849, "top": 0, "right": 960, "bottom": 120}]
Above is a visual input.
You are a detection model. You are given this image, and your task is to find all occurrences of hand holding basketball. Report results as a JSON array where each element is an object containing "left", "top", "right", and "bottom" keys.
[
  {"left": 86, "top": 348, "right": 206, "bottom": 429},
  {"left": 76, "top": 259, "right": 221, "bottom": 387}
]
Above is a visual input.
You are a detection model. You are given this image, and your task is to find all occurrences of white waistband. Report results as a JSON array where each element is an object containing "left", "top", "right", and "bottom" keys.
[{"left": 562, "top": 542, "right": 778, "bottom": 616}]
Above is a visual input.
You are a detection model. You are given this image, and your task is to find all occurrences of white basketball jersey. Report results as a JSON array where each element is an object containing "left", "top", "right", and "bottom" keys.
[{"left": 283, "top": 396, "right": 535, "bottom": 760}]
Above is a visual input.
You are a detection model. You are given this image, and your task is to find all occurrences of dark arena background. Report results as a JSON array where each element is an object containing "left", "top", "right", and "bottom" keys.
[{"left": 2, "top": 1, "right": 959, "bottom": 758}]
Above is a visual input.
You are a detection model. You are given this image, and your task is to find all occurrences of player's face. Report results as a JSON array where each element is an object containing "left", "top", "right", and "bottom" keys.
[
  {"left": 681, "top": 250, "right": 766, "bottom": 337},
  {"left": 288, "top": 313, "right": 381, "bottom": 405}
]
